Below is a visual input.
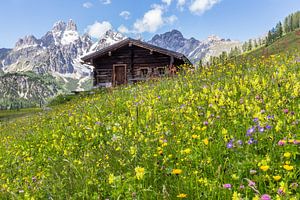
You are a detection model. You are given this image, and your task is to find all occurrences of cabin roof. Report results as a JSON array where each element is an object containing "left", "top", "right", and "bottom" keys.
[{"left": 81, "top": 38, "right": 192, "bottom": 65}]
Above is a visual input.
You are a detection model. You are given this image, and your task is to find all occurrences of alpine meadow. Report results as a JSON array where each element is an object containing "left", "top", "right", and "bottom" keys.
[{"left": 0, "top": 1, "right": 300, "bottom": 200}]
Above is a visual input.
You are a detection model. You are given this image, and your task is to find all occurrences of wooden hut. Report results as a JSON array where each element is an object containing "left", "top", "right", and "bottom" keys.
[{"left": 81, "top": 38, "right": 192, "bottom": 87}]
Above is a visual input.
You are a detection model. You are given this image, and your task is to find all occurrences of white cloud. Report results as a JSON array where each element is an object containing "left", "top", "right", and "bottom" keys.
[
  {"left": 83, "top": 2, "right": 93, "bottom": 8},
  {"left": 189, "top": 0, "right": 221, "bottom": 15},
  {"left": 100, "top": 0, "right": 111, "bottom": 5},
  {"left": 162, "top": 0, "right": 172, "bottom": 6},
  {"left": 118, "top": 25, "right": 130, "bottom": 34},
  {"left": 133, "top": 6, "right": 177, "bottom": 33},
  {"left": 86, "top": 21, "right": 113, "bottom": 39},
  {"left": 165, "top": 15, "right": 177, "bottom": 24},
  {"left": 177, "top": 0, "right": 186, "bottom": 10},
  {"left": 120, "top": 11, "right": 131, "bottom": 20}
]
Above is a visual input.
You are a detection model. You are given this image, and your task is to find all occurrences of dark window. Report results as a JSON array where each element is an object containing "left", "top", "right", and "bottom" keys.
[
  {"left": 157, "top": 67, "right": 165, "bottom": 76},
  {"left": 140, "top": 68, "right": 149, "bottom": 77}
]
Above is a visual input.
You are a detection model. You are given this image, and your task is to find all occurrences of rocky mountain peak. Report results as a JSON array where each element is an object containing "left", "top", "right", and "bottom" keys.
[
  {"left": 52, "top": 20, "right": 67, "bottom": 32},
  {"left": 66, "top": 19, "right": 77, "bottom": 31},
  {"left": 207, "top": 35, "right": 222, "bottom": 42},
  {"left": 15, "top": 35, "right": 40, "bottom": 49}
]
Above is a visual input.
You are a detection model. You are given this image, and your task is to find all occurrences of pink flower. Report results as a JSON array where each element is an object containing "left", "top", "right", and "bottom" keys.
[{"left": 261, "top": 194, "right": 271, "bottom": 200}]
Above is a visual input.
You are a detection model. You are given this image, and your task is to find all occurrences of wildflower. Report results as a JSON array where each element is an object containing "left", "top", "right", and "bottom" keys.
[
  {"left": 227, "top": 141, "right": 234, "bottom": 149},
  {"left": 108, "top": 173, "right": 115, "bottom": 184},
  {"left": 182, "top": 148, "right": 191, "bottom": 154},
  {"left": 258, "top": 126, "right": 265, "bottom": 132},
  {"left": 223, "top": 183, "right": 232, "bottom": 189},
  {"left": 232, "top": 191, "right": 241, "bottom": 200},
  {"left": 172, "top": 169, "right": 183, "bottom": 175},
  {"left": 283, "top": 109, "right": 289, "bottom": 114},
  {"left": 203, "top": 138, "right": 209, "bottom": 145},
  {"left": 247, "top": 138, "right": 257, "bottom": 145},
  {"left": 135, "top": 166, "right": 145, "bottom": 180},
  {"left": 192, "top": 134, "right": 199, "bottom": 139},
  {"left": 177, "top": 193, "right": 187, "bottom": 198},
  {"left": 265, "top": 125, "right": 272, "bottom": 129},
  {"left": 290, "top": 182, "right": 298, "bottom": 189},
  {"left": 248, "top": 180, "right": 256, "bottom": 187},
  {"left": 283, "top": 152, "right": 291, "bottom": 158},
  {"left": 277, "top": 187, "right": 285, "bottom": 195},
  {"left": 283, "top": 165, "right": 293, "bottom": 171},
  {"left": 277, "top": 140, "right": 286, "bottom": 146},
  {"left": 247, "top": 127, "right": 255, "bottom": 136},
  {"left": 260, "top": 165, "right": 270, "bottom": 172},
  {"left": 260, "top": 194, "right": 271, "bottom": 200},
  {"left": 273, "top": 175, "right": 281, "bottom": 181},
  {"left": 237, "top": 140, "right": 243, "bottom": 145}
]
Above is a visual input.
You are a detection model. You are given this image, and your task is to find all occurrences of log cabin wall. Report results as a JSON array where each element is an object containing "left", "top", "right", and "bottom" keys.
[{"left": 90, "top": 43, "right": 187, "bottom": 86}]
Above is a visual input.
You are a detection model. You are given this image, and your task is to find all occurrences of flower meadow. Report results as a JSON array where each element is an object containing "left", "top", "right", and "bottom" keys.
[{"left": 0, "top": 53, "right": 300, "bottom": 199}]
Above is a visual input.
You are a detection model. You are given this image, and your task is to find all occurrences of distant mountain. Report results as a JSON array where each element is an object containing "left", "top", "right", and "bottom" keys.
[
  {"left": 0, "top": 20, "right": 125, "bottom": 107},
  {"left": 0, "top": 72, "right": 61, "bottom": 109},
  {"left": 148, "top": 29, "right": 241, "bottom": 63}
]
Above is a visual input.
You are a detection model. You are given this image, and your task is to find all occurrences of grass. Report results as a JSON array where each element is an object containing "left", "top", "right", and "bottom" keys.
[
  {"left": 247, "top": 29, "right": 300, "bottom": 57},
  {"left": 0, "top": 108, "right": 41, "bottom": 122},
  {"left": 0, "top": 53, "right": 299, "bottom": 199}
]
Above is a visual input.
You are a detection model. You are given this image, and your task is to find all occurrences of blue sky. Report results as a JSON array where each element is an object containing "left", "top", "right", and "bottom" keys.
[{"left": 1, "top": 0, "right": 300, "bottom": 48}]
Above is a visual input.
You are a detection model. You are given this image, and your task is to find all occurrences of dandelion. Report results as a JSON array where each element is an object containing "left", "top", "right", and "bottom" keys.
[
  {"left": 283, "top": 165, "right": 293, "bottom": 171},
  {"left": 273, "top": 175, "right": 281, "bottom": 181},
  {"left": 172, "top": 169, "right": 183, "bottom": 175},
  {"left": 177, "top": 193, "right": 187, "bottom": 198},
  {"left": 135, "top": 166, "right": 145, "bottom": 180},
  {"left": 283, "top": 152, "right": 291, "bottom": 158},
  {"left": 203, "top": 138, "right": 209, "bottom": 145},
  {"left": 192, "top": 134, "right": 199, "bottom": 139},
  {"left": 260, "top": 165, "right": 270, "bottom": 172},
  {"left": 232, "top": 191, "right": 241, "bottom": 200}
]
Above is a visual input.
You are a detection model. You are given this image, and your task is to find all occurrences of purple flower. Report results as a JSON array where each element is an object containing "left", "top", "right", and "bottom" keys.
[
  {"left": 158, "top": 96, "right": 161, "bottom": 99},
  {"left": 258, "top": 126, "right": 265, "bottom": 132},
  {"left": 223, "top": 184, "right": 232, "bottom": 189},
  {"left": 226, "top": 142, "right": 234, "bottom": 149},
  {"left": 277, "top": 188, "right": 285, "bottom": 195},
  {"left": 248, "top": 138, "right": 257, "bottom": 145},
  {"left": 277, "top": 140, "right": 286, "bottom": 146},
  {"left": 246, "top": 126, "right": 255, "bottom": 136},
  {"left": 239, "top": 184, "right": 245, "bottom": 189},
  {"left": 260, "top": 194, "right": 271, "bottom": 200},
  {"left": 265, "top": 125, "right": 272, "bottom": 129},
  {"left": 283, "top": 109, "right": 289, "bottom": 114},
  {"left": 253, "top": 118, "right": 259, "bottom": 123},
  {"left": 248, "top": 180, "right": 256, "bottom": 187},
  {"left": 237, "top": 140, "right": 243, "bottom": 145},
  {"left": 203, "top": 121, "right": 209, "bottom": 126},
  {"left": 267, "top": 115, "right": 274, "bottom": 119},
  {"left": 95, "top": 121, "right": 102, "bottom": 125}
]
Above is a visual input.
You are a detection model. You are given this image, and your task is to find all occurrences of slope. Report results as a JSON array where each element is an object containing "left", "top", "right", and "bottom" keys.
[
  {"left": 0, "top": 52, "right": 299, "bottom": 199},
  {"left": 247, "top": 29, "right": 300, "bottom": 57}
]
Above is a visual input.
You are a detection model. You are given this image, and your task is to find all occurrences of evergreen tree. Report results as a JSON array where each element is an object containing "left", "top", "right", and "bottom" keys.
[{"left": 247, "top": 39, "right": 253, "bottom": 51}]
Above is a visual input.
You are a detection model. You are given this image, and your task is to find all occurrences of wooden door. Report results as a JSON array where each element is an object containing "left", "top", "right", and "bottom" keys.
[{"left": 113, "top": 64, "right": 127, "bottom": 86}]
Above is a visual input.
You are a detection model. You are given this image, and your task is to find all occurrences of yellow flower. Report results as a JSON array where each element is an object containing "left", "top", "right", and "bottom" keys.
[
  {"left": 172, "top": 169, "right": 183, "bottom": 175},
  {"left": 273, "top": 175, "right": 281, "bottom": 181},
  {"left": 232, "top": 191, "right": 241, "bottom": 200},
  {"left": 283, "top": 152, "right": 291, "bottom": 158},
  {"left": 177, "top": 193, "right": 187, "bottom": 198},
  {"left": 260, "top": 165, "right": 270, "bottom": 172},
  {"left": 108, "top": 173, "right": 115, "bottom": 184},
  {"left": 283, "top": 165, "right": 293, "bottom": 171},
  {"left": 203, "top": 138, "right": 209, "bottom": 145},
  {"left": 192, "top": 134, "right": 199, "bottom": 139},
  {"left": 135, "top": 166, "right": 145, "bottom": 180},
  {"left": 182, "top": 148, "right": 191, "bottom": 154}
]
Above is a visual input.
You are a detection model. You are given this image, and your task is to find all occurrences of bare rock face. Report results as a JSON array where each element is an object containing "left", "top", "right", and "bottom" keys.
[{"left": 149, "top": 29, "right": 242, "bottom": 63}]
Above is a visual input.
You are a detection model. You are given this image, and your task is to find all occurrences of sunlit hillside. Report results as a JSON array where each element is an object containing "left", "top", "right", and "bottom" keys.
[{"left": 0, "top": 52, "right": 299, "bottom": 199}]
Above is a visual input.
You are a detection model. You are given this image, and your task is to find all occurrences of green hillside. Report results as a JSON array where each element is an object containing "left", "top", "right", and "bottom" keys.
[
  {"left": 247, "top": 29, "right": 300, "bottom": 57},
  {"left": 0, "top": 53, "right": 299, "bottom": 199}
]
